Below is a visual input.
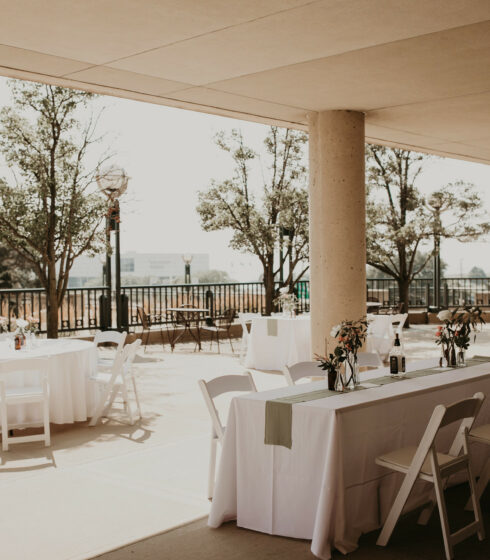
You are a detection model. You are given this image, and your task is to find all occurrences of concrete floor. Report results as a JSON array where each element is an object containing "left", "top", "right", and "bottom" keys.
[
  {"left": 0, "top": 325, "right": 489, "bottom": 559},
  {"left": 95, "top": 485, "right": 490, "bottom": 560}
]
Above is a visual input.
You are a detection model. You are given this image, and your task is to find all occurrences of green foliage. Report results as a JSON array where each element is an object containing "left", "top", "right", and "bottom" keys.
[
  {"left": 196, "top": 126, "right": 309, "bottom": 312},
  {"left": 0, "top": 243, "right": 38, "bottom": 287},
  {"left": 0, "top": 80, "right": 111, "bottom": 334},
  {"left": 366, "top": 145, "right": 490, "bottom": 312},
  {"left": 366, "top": 146, "right": 432, "bottom": 282},
  {"left": 197, "top": 269, "right": 232, "bottom": 283},
  {"left": 468, "top": 266, "right": 486, "bottom": 278}
]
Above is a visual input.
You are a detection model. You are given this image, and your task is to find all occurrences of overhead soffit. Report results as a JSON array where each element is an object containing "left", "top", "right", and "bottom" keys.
[{"left": 0, "top": 0, "right": 489, "bottom": 163}]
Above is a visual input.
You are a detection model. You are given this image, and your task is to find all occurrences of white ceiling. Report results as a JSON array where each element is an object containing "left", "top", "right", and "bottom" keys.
[{"left": 0, "top": 0, "right": 489, "bottom": 163}]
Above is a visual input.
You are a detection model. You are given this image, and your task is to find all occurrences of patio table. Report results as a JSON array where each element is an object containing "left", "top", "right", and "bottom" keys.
[
  {"left": 166, "top": 307, "right": 209, "bottom": 350},
  {"left": 245, "top": 311, "right": 397, "bottom": 371},
  {"left": 0, "top": 338, "right": 97, "bottom": 425},
  {"left": 209, "top": 358, "right": 490, "bottom": 559},
  {"left": 245, "top": 315, "right": 311, "bottom": 371}
]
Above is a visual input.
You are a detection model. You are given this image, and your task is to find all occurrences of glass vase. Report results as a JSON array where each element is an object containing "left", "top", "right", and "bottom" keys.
[
  {"left": 442, "top": 343, "right": 457, "bottom": 367},
  {"left": 334, "top": 369, "right": 345, "bottom": 392},
  {"left": 457, "top": 349, "right": 466, "bottom": 367},
  {"left": 344, "top": 354, "right": 359, "bottom": 390}
]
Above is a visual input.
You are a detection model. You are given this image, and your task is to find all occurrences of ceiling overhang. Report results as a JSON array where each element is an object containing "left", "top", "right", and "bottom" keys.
[{"left": 0, "top": 1, "right": 489, "bottom": 164}]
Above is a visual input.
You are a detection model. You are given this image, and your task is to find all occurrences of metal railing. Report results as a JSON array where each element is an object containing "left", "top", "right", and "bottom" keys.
[
  {"left": 367, "top": 277, "right": 490, "bottom": 309},
  {"left": 122, "top": 281, "right": 310, "bottom": 328},
  {"left": 0, "top": 287, "right": 108, "bottom": 334},
  {"left": 0, "top": 281, "right": 310, "bottom": 334},
  {"left": 1, "top": 277, "right": 489, "bottom": 334}
]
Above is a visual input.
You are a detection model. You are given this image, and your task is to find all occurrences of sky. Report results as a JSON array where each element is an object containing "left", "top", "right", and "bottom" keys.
[{"left": 0, "top": 76, "right": 489, "bottom": 280}]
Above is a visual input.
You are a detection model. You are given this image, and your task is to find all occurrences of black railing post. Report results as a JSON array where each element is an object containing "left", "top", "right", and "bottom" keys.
[{"left": 205, "top": 288, "right": 214, "bottom": 317}]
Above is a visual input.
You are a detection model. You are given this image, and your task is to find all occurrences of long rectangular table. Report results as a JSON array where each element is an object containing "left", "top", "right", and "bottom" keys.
[{"left": 208, "top": 359, "right": 490, "bottom": 559}]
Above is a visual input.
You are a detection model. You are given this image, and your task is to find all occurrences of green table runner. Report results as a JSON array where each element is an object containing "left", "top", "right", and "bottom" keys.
[
  {"left": 264, "top": 356, "right": 490, "bottom": 449},
  {"left": 267, "top": 319, "right": 278, "bottom": 337}
]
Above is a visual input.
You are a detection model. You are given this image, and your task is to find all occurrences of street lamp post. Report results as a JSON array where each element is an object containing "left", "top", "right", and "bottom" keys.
[
  {"left": 97, "top": 166, "right": 129, "bottom": 331},
  {"left": 99, "top": 254, "right": 107, "bottom": 287},
  {"left": 428, "top": 196, "right": 443, "bottom": 311},
  {"left": 182, "top": 254, "right": 193, "bottom": 297},
  {"left": 433, "top": 234, "right": 441, "bottom": 309},
  {"left": 278, "top": 226, "right": 294, "bottom": 289}
]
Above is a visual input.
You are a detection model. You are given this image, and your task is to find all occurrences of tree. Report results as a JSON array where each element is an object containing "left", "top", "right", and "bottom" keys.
[
  {"left": 366, "top": 252, "right": 448, "bottom": 280},
  {"left": 413, "top": 252, "right": 448, "bottom": 279},
  {"left": 366, "top": 146, "right": 490, "bottom": 320},
  {"left": 197, "top": 270, "right": 232, "bottom": 283},
  {"left": 0, "top": 243, "right": 39, "bottom": 288},
  {"left": 0, "top": 80, "right": 110, "bottom": 337},
  {"left": 197, "top": 127, "right": 309, "bottom": 314},
  {"left": 468, "top": 266, "right": 486, "bottom": 278}
]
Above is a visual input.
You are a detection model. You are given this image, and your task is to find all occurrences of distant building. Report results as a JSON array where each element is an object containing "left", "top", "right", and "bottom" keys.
[{"left": 68, "top": 252, "right": 210, "bottom": 287}]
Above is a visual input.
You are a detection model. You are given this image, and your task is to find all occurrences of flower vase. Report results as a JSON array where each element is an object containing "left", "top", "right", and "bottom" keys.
[
  {"left": 344, "top": 354, "right": 359, "bottom": 390},
  {"left": 442, "top": 343, "right": 457, "bottom": 367},
  {"left": 457, "top": 349, "right": 466, "bottom": 367},
  {"left": 334, "top": 369, "right": 345, "bottom": 392},
  {"left": 327, "top": 368, "right": 337, "bottom": 391}
]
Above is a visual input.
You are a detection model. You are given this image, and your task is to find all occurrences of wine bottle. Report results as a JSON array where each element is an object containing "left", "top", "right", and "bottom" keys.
[{"left": 389, "top": 333, "right": 405, "bottom": 375}]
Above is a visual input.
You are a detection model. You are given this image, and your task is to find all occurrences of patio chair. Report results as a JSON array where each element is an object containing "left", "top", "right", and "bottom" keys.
[
  {"left": 283, "top": 361, "right": 322, "bottom": 386},
  {"left": 465, "top": 423, "right": 490, "bottom": 508},
  {"left": 89, "top": 339, "right": 142, "bottom": 426},
  {"left": 94, "top": 329, "right": 127, "bottom": 370},
  {"left": 237, "top": 313, "right": 255, "bottom": 363},
  {"left": 198, "top": 372, "right": 257, "bottom": 499},
  {"left": 200, "top": 308, "right": 236, "bottom": 353},
  {"left": 137, "top": 306, "right": 165, "bottom": 351},
  {"left": 0, "top": 359, "right": 50, "bottom": 451},
  {"left": 375, "top": 392, "right": 485, "bottom": 560}
]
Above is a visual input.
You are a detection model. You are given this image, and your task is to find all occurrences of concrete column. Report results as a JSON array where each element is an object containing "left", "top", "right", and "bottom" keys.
[{"left": 308, "top": 110, "right": 366, "bottom": 356}]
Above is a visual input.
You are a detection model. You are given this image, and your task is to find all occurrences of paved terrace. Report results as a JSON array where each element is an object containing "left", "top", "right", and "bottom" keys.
[{"left": 1, "top": 325, "right": 489, "bottom": 560}]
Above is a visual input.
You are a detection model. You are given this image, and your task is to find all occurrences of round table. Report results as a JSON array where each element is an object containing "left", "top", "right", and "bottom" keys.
[
  {"left": 245, "top": 316, "right": 311, "bottom": 371},
  {"left": 0, "top": 338, "right": 97, "bottom": 426}
]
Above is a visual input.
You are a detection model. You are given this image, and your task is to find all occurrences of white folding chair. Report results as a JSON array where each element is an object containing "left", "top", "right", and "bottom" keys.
[
  {"left": 0, "top": 360, "right": 50, "bottom": 451},
  {"left": 391, "top": 313, "right": 408, "bottom": 343},
  {"left": 376, "top": 392, "right": 485, "bottom": 560},
  {"left": 465, "top": 423, "right": 490, "bottom": 508},
  {"left": 357, "top": 351, "right": 383, "bottom": 368},
  {"left": 283, "top": 361, "right": 322, "bottom": 386},
  {"left": 89, "top": 339, "right": 142, "bottom": 426},
  {"left": 237, "top": 313, "right": 252, "bottom": 363},
  {"left": 94, "top": 330, "right": 127, "bottom": 371},
  {"left": 198, "top": 372, "right": 257, "bottom": 499}
]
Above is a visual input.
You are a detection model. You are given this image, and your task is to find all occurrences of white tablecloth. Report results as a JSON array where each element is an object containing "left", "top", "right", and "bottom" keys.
[
  {"left": 366, "top": 314, "right": 395, "bottom": 358},
  {"left": 244, "top": 316, "right": 311, "bottom": 371},
  {"left": 209, "top": 359, "right": 490, "bottom": 559},
  {"left": 0, "top": 338, "right": 97, "bottom": 425}
]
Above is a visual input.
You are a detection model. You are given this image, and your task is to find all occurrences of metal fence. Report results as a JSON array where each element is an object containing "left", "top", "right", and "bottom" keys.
[
  {"left": 367, "top": 277, "right": 490, "bottom": 309},
  {"left": 1, "top": 277, "right": 489, "bottom": 334},
  {"left": 0, "top": 281, "right": 310, "bottom": 334}
]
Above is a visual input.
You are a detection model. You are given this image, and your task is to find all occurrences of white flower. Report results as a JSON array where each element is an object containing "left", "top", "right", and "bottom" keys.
[
  {"left": 330, "top": 325, "right": 340, "bottom": 337},
  {"left": 437, "top": 310, "right": 452, "bottom": 322},
  {"left": 279, "top": 287, "right": 289, "bottom": 295},
  {"left": 16, "top": 318, "right": 28, "bottom": 328}
]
